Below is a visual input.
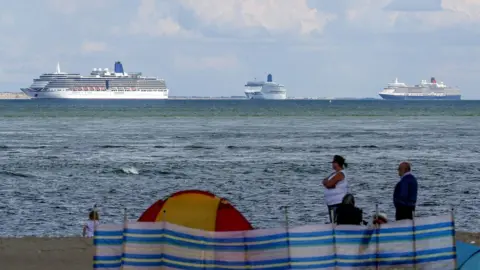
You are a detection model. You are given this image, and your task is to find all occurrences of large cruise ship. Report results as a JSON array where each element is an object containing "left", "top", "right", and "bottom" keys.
[
  {"left": 379, "top": 77, "right": 461, "bottom": 100},
  {"left": 21, "top": 61, "right": 169, "bottom": 99},
  {"left": 244, "top": 74, "right": 287, "bottom": 100}
]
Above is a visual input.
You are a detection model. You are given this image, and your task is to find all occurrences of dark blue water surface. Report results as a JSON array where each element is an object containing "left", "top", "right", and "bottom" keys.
[{"left": 0, "top": 100, "right": 479, "bottom": 236}]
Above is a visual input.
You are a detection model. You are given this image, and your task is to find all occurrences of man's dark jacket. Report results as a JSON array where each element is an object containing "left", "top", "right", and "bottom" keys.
[{"left": 394, "top": 173, "right": 418, "bottom": 209}]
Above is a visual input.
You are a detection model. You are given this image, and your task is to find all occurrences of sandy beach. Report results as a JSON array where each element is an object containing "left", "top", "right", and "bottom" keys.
[
  {"left": 456, "top": 231, "right": 480, "bottom": 245},
  {"left": 0, "top": 231, "right": 477, "bottom": 269},
  {"left": 0, "top": 237, "right": 93, "bottom": 270}
]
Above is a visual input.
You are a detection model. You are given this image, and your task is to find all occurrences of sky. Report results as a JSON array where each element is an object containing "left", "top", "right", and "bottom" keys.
[{"left": 1, "top": 0, "right": 480, "bottom": 98}]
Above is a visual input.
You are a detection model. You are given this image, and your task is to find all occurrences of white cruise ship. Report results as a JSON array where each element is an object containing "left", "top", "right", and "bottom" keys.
[
  {"left": 244, "top": 74, "right": 287, "bottom": 100},
  {"left": 379, "top": 77, "right": 461, "bottom": 100},
  {"left": 21, "top": 61, "right": 169, "bottom": 99}
]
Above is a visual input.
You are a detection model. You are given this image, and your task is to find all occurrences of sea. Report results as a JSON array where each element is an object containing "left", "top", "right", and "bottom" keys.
[{"left": 0, "top": 99, "right": 479, "bottom": 236}]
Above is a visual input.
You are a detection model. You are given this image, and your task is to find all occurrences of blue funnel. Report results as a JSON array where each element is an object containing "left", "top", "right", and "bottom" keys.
[
  {"left": 114, "top": 61, "right": 124, "bottom": 74},
  {"left": 267, "top": 74, "right": 272, "bottom": 82}
]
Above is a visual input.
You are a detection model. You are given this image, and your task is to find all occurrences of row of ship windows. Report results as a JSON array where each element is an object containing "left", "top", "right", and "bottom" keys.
[
  {"left": 46, "top": 86, "right": 165, "bottom": 90},
  {"left": 46, "top": 83, "right": 166, "bottom": 86},
  {"left": 39, "top": 88, "right": 167, "bottom": 92},
  {"left": 253, "top": 91, "right": 285, "bottom": 94},
  {"left": 394, "top": 90, "right": 459, "bottom": 94},
  {"left": 39, "top": 79, "right": 162, "bottom": 83}
]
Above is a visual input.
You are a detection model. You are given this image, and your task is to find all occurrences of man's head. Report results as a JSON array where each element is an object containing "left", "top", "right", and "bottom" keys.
[{"left": 398, "top": 162, "right": 411, "bottom": 177}]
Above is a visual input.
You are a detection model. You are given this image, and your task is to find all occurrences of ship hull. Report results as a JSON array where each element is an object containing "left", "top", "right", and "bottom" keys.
[
  {"left": 250, "top": 92, "right": 287, "bottom": 100},
  {"left": 21, "top": 89, "right": 169, "bottom": 99},
  {"left": 379, "top": 94, "right": 461, "bottom": 100}
]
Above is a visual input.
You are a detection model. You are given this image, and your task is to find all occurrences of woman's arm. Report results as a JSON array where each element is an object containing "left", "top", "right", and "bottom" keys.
[
  {"left": 322, "top": 172, "right": 335, "bottom": 185},
  {"left": 323, "top": 172, "right": 344, "bottom": 189},
  {"left": 82, "top": 224, "right": 87, "bottom": 237}
]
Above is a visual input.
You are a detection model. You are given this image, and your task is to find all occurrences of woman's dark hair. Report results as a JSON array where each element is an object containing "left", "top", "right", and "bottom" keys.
[
  {"left": 89, "top": 210, "right": 99, "bottom": 220},
  {"left": 332, "top": 155, "right": 348, "bottom": 168}
]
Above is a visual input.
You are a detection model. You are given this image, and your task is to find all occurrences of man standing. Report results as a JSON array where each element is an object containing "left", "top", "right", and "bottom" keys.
[{"left": 393, "top": 162, "right": 418, "bottom": 220}]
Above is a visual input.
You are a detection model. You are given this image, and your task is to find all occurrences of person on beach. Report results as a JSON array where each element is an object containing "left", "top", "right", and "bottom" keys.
[
  {"left": 82, "top": 210, "right": 100, "bottom": 238},
  {"left": 335, "top": 193, "right": 363, "bottom": 225},
  {"left": 322, "top": 155, "right": 348, "bottom": 223},
  {"left": 393, "top": 162, "right": 418, "bottom": 220}
]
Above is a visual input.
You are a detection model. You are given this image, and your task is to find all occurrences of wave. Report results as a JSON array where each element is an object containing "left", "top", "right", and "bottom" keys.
[
  {"left": 0, "top": 145, "right": 47, "bottom": 150},
  {"left": 97, "top": 145, "right": 127, "bottom": 149},
  {"left": 308, "top": 144, "right": 419, "bottom": 152},
  {"left": 113, "top": 166, "right": 139, "bottom": 175},
  {"left": 184, "top": 145, "right": 215, "bottom": 150},
  {"left": 0, "top": 170, "right": 32, "bottom": 178},
  {"left": 208, "top": 133, "right": 250, "bottom": 139},
  {"left": 226, "top": 145, "right": 252, "bottom": 150}
]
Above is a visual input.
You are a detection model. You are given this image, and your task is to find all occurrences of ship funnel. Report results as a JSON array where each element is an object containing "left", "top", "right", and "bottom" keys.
[
  {"left": 114, "top": 61, "right": 124, "bottom": 74},
  {"left": 267, "top": 74, "right": 272, "bottom": 82},
  {"left": 431, "top": 77, "right": 436, "bottom": 83}
]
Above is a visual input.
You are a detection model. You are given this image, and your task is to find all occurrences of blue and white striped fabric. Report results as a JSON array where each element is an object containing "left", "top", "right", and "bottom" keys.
[
  {"left": 93, "top": 224, "right": 124, "bottom": 269},
  {"left": 94, "top": 215, "right": 456, "bottom": 269}
]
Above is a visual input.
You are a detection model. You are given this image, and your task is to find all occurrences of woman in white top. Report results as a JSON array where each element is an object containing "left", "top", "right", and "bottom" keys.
[
  {"left": 322, "top": 155, "right": 348, "bottom": 223},
  {"left": 82, "top": 210, "right": 100, "bottom": 238}
]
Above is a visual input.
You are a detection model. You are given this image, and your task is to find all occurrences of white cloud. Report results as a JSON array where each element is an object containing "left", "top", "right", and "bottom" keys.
[
  {"left": 392, "top": 0, "right": 480, "bottom": 31},
  {"left": 128, "top": 0, "right": 197, "bottom": 38},
  {"left": 129, "top": 16, "right": 190, "bottom": 37},
  {"left": 441, "top": 0, "right": 480, "bottom": 22},
  {"left": 177, "top": 0, "right": 336, "bottom": 35},
  {"left": 343, "top": 0, "right": 400, "bottom": 32},
  {"left": 339, "top": 0, "right": 480, "bottom": 33},
  {"left": 81, "top": 41, "right": 107, "bottom": 53}
]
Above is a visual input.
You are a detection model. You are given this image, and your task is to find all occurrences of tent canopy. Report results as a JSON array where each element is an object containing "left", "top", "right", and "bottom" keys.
[
  {"left": 138, "top": 190, "right": 253, "bottom": 232},
  {"left": 456, "top": 241, "right": 480, "bottom": 270}
]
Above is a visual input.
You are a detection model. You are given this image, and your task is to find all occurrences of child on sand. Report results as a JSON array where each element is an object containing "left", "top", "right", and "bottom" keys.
[{"left": 82, "top": 210, "right": 99, "bottom": 237}]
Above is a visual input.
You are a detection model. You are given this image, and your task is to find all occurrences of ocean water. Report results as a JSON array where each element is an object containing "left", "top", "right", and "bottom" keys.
[{"left": 0, "top": 99, "right": 479, "bottom": 236}]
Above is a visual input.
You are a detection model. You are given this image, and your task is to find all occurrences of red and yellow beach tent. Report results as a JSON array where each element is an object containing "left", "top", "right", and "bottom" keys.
[{"left": 138, "top": 190, "right": 253, "bottom": 232}]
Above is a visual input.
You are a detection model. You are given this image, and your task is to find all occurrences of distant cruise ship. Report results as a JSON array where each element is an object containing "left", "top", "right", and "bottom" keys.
[
  {"left": 21, "top": 61, "right": 169, "bottom": 99},
  {"left": 244, "top": 74, "right": 287, "bottom": 100},
  {"left": 379, "top": 77, "right": 461, "bottom": 100}
]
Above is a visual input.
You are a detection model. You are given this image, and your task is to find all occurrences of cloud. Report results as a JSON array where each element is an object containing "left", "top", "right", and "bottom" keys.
[
  {"left": 126, "top": 0, "right": 336, "bottom": 39},
  {"left": 397, "top": 0, "right": 480, "bottom": 30},
  {"left": 177, "top": 0, "right": 336, "bottom": 36},
  {"left": 81, "top": 41, "right": 107, "bottom": 53},
  {"left": 441, "top": 0, "right": 480, "bottom": 22},
  {"left": 336, "top": 0, "right": 480, "bottom": 34},
  {"left": 129, "top": 16, "right": 192, "bottom": 37},
  {"left": 338, "top": 0, "right": 400, "bottom": 33},
  {"left": 128, "top": 0, "right": 197, "bottom": 38}
]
